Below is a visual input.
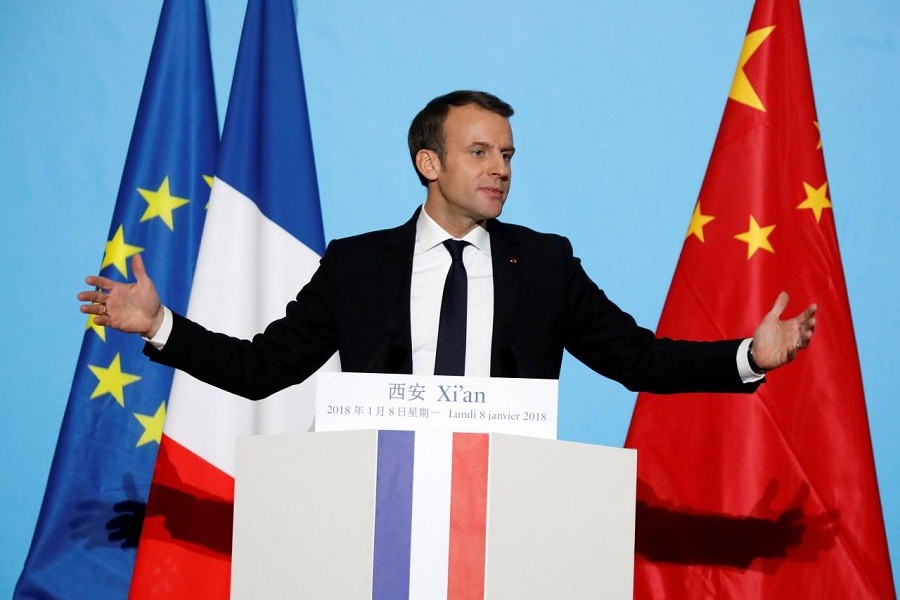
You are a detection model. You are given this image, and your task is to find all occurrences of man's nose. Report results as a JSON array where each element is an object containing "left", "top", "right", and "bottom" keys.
[{"left": 490, "top": 155, "right": 510, "bottom": 179}]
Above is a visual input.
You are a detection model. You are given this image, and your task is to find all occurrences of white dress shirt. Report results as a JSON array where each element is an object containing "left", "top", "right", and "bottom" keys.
[{"left": 410, "top": 206, "right": 493, "bottom": 376}]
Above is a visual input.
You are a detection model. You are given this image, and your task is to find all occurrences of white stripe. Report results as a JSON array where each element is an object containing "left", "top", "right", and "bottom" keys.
[
  {"left": 164, "top": 178, "right": 339, "bottom": 476},
  {"left": 408, "top": 431, "right": 453, "bottom": 599}
]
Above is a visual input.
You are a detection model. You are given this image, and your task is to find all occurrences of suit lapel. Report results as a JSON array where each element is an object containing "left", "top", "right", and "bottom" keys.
[
  {"left": 379, "top": 209, "right": 418, "bottom": 373},
  {"left": 487, "top": 220, "right": 522, "bottom": 377}
]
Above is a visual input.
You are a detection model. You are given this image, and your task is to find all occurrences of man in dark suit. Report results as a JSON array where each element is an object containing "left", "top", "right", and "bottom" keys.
[{"left": 80, "top": 91, "right": 816, "bottom": 398}]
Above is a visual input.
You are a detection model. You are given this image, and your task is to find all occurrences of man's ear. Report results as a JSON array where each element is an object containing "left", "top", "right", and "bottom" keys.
[{"left": 415, "top": 149, "right": 440, "bottom": 183}]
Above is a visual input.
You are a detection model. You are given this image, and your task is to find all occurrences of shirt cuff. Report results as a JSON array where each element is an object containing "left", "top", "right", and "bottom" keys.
[
  {"left": 143, "top": 306, "right": 173, "bottom": 350},
  {"left": 736, "top": 337, "right": 765, "bottom": 383}
]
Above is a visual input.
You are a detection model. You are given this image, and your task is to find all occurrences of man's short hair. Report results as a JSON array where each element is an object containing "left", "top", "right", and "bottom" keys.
[{"left": 408, "top": 90, "right": 514, "bottom": 186}]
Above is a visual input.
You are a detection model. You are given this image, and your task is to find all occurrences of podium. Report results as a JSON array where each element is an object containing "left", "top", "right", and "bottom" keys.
[{"left": 231, "top": 376, "right": 636, "bottom": 599}]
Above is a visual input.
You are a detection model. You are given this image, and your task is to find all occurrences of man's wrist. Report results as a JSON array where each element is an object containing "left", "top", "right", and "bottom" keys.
[
  {"left": 143, "top": 306, "right": 173, "bottom": 350},
  {"left": 145, "top": 306, "right": 165, "bottom": 338},
  {"left": 747, "top": 340, "right": 767, "bottom": 374}
]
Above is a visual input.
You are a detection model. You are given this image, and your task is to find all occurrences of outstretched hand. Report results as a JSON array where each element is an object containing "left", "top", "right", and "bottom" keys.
[
  {"left": 751, "top": 292, "right": 817, "bottom": 372},
  {"left": 78, "top": 254, "right": 163, "bottom": 337}
]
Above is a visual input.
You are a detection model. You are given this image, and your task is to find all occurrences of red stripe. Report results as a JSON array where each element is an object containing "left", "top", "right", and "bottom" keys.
[
  {"left": 129, "top": 434, "right": 234, "bottom": 599},
  {"left": 447, "top": 433, "right": 489, "bottom": 600}
]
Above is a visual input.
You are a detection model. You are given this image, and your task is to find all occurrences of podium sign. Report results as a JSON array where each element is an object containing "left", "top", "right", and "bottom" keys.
[{"left": 314, "top": 372, "right": 558, "bottom": 439}]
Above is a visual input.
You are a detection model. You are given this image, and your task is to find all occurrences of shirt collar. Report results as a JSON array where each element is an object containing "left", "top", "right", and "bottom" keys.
[{"left": 416, "top": 204, "right": 491, "bottom": 254}]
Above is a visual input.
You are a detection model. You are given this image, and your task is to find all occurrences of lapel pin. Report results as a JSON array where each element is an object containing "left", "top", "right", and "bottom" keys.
[{"left": 509, "top": 257, "right": 518, "bottom": 264}]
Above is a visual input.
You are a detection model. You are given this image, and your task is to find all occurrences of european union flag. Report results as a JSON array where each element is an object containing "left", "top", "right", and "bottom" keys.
[{"left": 15, "top": 1, "right": 218, "bottom": 597}]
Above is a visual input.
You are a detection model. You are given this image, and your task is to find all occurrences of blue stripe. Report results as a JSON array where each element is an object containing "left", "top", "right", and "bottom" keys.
[
  {"left": 372, "top": 431, "right": 415, "bottom": 600},
  {"left": 216, "top": 0, "right": 325, "bottom": 255}
]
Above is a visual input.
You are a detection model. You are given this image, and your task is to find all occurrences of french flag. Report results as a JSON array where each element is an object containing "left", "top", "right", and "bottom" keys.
[
  {"left": 373, "top": 431, "right": 491, "bottom": 599},
  {"left": 128, "top": 0, "right": 337, "bottom": 597}
]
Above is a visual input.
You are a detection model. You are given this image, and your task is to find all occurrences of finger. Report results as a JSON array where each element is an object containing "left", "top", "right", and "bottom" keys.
[
  {"left": 768, "top": 291, "right": 790, "bottom": 319},
  {"left": 791, "top": 303, "right": 817, "bottom": 324},
  {"left": 789, "top": 482, "right": 811, "bottom": 509},
  {"left": 132, "top": 254, "right": 148, "bottom": 283},
  {"left": 803, "top": 324, "right": 815, "bottom": 344},
  {"left": 795, "top": 324, "right": 814, "bottom": 349},
  {"left": 77, "top": 290, "right": 108, "bottom": 304},
  {"left": 80, "top": 302, "right": 107, "bottom": 316},
  {"left": 787, "top": 345, "right": 800, "bottom": 361},
  {"left": 85, "top": 275, "right": 119, "bottom": 290},
  {"left": 800, "top": 303, "right": 818, "bottom": 322},
  {"left": 803, "top": 315, "right": 816, "bottom": 333}
]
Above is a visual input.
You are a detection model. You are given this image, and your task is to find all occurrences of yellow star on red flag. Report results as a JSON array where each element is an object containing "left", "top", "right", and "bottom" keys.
[
  {"left": 729, "top": 25, "right": 775, "bottom": 111},
  {"left": 686, "top": 202, "right": 715, "bottom": 242},
  {"left": 734, "top": 215, "right": 776, "bottom": 258},
  {"left": 797, "top": 181, "right": 832, "bottom": 222}
]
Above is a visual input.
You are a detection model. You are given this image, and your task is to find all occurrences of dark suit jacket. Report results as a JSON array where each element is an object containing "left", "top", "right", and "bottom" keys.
[{"left": 146, "top": 209, "right": 760, "bottom": 400}]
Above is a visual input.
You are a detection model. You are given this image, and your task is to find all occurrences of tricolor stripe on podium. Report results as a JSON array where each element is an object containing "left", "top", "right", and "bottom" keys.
[{"left": 373, "top": 431, "right": 491, "bottom": 600}]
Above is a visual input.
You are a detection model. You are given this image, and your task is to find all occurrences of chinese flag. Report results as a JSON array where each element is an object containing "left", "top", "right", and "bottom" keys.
[{"left": 624, "top": 1, "right": 895, "bottom": 598}]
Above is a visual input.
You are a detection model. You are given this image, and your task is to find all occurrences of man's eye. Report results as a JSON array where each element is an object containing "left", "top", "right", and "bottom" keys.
[
  {"left": 502, "top": 153, "right": 513, "bottom": 162},
  {"left": 471, "top": 149, "right": 485, "bottom": 157}
]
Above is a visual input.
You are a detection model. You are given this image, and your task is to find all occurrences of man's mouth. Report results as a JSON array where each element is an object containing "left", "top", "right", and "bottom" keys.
[{"left": 480, "top": 187, "right": 506, "bottom": 200}]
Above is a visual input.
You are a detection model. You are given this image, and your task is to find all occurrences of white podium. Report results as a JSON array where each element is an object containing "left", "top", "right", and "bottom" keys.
[{"left": 232, "top": 429, "right": 636, "bottom": 598}]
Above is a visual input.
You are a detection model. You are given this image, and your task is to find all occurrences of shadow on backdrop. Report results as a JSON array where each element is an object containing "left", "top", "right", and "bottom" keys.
[
  {"left": 69, "top": 474, "right": 145, "bottom": 550},
  {"left": 635, "top": 478, "right": 839, "bottom": 572},
  {"left": 70, "top": 462, "right": 234, "bottom": 557}
]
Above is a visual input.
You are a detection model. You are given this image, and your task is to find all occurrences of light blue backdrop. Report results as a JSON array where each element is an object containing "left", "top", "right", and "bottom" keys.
[{"left": 1, "top": 1, "right": 896, "bottom": 593}]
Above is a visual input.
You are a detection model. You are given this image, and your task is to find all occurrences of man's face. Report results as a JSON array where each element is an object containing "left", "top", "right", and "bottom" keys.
[{"left": 424, "top": 104, "right": 515, "bottom": 235}]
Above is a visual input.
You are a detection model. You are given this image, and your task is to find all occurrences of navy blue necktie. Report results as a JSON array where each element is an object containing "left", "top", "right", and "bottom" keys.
[{"left": 434, "top": 240, "right": 469, "bottom": 375}]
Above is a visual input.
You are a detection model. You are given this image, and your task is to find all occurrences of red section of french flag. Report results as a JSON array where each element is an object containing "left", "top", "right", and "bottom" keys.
[
  {"left": 129, "top": 435, "right": 234, "bottom": 598},
  {"left": 448, "top": 433, "right": 490, "bottom": 600}
]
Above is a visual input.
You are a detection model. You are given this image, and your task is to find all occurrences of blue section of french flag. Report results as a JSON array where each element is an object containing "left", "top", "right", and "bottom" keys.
[
  {"left": 373, "top": 431, "right": 415, "bottom": 598},
  {"left": 216, "top": 0, "right": 324, "bottom": 255}
]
